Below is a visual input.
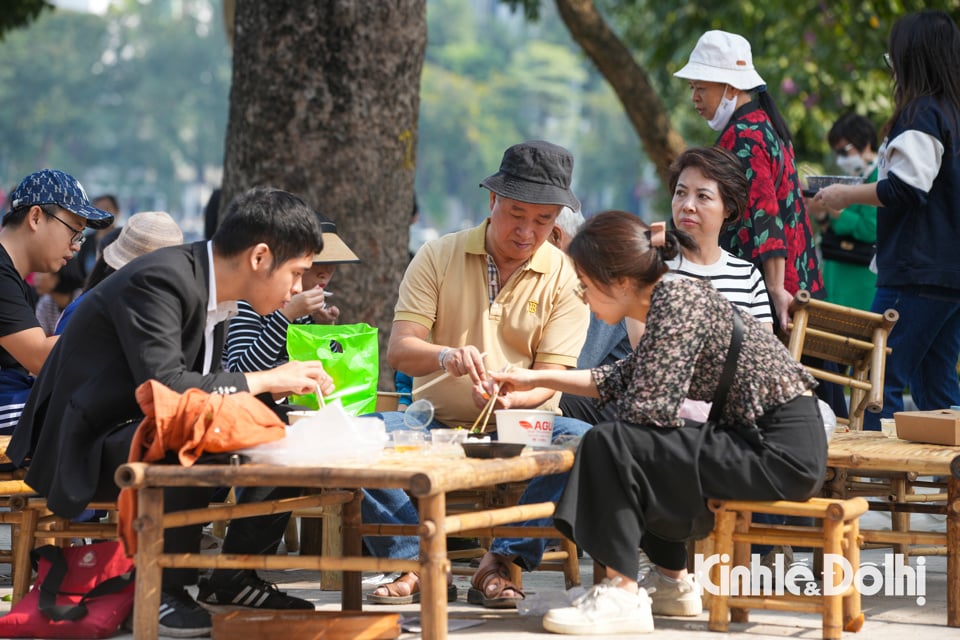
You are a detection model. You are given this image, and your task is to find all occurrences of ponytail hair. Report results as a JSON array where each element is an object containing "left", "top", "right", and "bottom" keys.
[
  {"left": 567, "top": 211, "right": 697, "bottom": 291},
  {"left": 755, "top": 88, "right": 794, "bottom": 146}
]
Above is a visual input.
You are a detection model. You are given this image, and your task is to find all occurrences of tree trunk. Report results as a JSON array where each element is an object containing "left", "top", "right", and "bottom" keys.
[
  {"left": 554, "top": 0, "right": 685, "bottom": 187},
  {"left": 222, "top": 1, "right": 426, "bottom": 390}
]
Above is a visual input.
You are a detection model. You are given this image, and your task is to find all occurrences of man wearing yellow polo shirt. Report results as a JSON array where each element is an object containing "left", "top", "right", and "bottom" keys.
[{"left": 366, "top": 140, "right": 590, "bottom": 609}]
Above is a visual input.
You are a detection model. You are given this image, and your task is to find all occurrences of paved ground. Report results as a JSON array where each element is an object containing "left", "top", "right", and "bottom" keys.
[{"left": 1, "top": 511, "right": 958, "bottom": 638}]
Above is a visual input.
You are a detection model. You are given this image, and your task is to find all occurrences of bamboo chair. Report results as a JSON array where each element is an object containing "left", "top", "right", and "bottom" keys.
[
  {"left": 785, "top": 290, "right": 898, "bottom": 431},
  {"left": 784, "top": 293, "right": 943, "bottom": 557}
]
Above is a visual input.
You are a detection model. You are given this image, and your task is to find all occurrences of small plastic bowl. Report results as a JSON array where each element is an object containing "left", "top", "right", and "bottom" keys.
[{"left": 461, "top": 442, "right": 524, "bottom": 459}]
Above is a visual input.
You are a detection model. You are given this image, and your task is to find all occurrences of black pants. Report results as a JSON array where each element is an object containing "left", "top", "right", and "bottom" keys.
[
  {"left": 559, "top": 393, "right": 618, "bottom": 425},
  {"left": 102, "top": 447, "right": 298, "bottom": 590},
  {"left": 554, "top": 394, "right": 826, "bottom": 578}
]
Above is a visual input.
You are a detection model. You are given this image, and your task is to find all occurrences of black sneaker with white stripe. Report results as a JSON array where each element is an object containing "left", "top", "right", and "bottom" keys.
[
  {"left": 158, "top": 588, "right": 213, "bottom": 638},
  {"left": 197, "top": 571, "right": 314, "bottom": 611}
]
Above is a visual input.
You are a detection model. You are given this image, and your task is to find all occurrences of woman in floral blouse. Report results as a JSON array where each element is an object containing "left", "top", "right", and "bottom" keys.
[
  {"left": 490, "top": 212, "right": 826, "bottom": 636},
  {"left": 674, "top": 30, "right": 824, "bottom": 332}
]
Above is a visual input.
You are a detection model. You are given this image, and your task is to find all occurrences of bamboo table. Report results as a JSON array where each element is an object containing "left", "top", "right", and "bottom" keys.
[
  {"left": 826, "top": 431, "right": 960, "bottom": 626},
  {"left": 115, "top": 448, "right": 575, "bottom": 640}
]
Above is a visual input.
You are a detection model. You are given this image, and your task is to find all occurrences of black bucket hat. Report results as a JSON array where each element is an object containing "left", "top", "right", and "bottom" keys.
[{"left": 479, "top": 140, "right": 580, "bottom": 210}]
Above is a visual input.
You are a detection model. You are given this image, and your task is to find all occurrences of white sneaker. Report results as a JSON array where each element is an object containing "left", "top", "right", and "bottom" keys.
[
  {"left": 636, "top": 569, "right": 702, "bottom": 616},
  {"left": 542, "top": 579, "right": 654, "bottom": 635}
]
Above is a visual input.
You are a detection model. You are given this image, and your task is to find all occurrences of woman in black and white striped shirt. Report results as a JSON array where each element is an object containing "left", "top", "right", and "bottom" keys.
[{"left": 666, "top": 146, "right": 773, "bottom": 329}]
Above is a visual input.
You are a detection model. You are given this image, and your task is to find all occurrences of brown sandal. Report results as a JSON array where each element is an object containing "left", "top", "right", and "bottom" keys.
[
  {"left": 367, "top": 572, "right": 458, "bottom": 605},
  {"left": 467, "top": 562, "right": 525, "bottom": 609}
]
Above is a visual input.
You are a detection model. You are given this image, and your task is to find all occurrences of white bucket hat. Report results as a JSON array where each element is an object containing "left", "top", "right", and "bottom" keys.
[{"left": 674, "top": 30, "right": 766, "bottom": 90}]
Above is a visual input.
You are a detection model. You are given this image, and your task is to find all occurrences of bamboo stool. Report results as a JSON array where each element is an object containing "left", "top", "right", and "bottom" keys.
[
  {"left": 8, "top": 496, "right": 120, "bottom": 604},
  {"left": 786, "top": 291, "right": 898, "bottom": 431},
  {"left": 707, "top": 497, "right": 869, "bottom": 640}
]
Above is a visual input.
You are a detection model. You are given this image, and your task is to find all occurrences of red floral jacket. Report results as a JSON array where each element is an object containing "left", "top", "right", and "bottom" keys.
[{"left": 717, "top": 101, "right": 824, "bottom": 297}]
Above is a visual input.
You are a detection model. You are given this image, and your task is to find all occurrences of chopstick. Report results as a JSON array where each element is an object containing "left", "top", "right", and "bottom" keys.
[
  {"left": 315, "top": 385, "right": 326, "bottom": 408},
  {"left": 411, "top": 351, "right": 488, "bottom": 395},
  {"left": 476, "top": 364, "right": 510, "bottom": 434},
  {"left": 471, "top": 391, "right": 498, "bottom": 434}
]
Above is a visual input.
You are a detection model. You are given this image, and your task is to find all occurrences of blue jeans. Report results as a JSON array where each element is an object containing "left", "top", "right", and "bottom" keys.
[
  {"left": 863, "top": 286, "right": 960, "bottom": 430},
  {"left": 361, "top": 412, "right": 591, "bottom": 570}
]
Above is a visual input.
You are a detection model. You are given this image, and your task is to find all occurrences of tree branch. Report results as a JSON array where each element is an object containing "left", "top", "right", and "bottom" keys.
[{"left": 554, "top": 0, "right": 685, "bottom": 188}]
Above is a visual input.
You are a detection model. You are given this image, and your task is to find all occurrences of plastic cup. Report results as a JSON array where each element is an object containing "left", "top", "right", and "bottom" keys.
[
  {"left": 880, "top": 418, "right": 898, "bottom": 439},
  {"left": 393, "top": 430, "right": 426, "bottom": 452},
  {"left": 430, "top": 428, "right": 468, "bottom": 454}
]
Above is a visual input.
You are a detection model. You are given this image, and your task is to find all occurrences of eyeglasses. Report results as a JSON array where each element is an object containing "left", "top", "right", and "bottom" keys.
[
  {"left": 883, "top": 52, "right": 893, "bottom": 70},
  {"left": 45, "top": 209, "right": 86, "bottom": 245},
  {"left": 834, "top": 143, "right": 856, "bottom": 157}
]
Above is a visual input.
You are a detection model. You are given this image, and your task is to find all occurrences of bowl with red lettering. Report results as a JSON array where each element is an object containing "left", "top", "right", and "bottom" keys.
[{"left": 494, "top": 410, "right": 555, "bottom": 447}]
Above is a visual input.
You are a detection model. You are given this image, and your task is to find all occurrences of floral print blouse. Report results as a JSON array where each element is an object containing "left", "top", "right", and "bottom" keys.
[
  {"left": 593, "top": 276, "right": 815, "bottom": 429},
  {"left": 717, "top": 101, "right": 824, "bottom": 297}
]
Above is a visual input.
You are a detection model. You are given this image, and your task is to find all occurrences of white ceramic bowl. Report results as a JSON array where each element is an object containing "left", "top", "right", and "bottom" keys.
[{"left": 494, "top": 409, "right": 555, "bottom": 447}]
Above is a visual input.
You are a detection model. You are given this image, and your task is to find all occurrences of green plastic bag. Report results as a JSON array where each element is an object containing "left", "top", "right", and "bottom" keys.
[{"left": 286, "top": 323, "right": 379, "bottom": 416}]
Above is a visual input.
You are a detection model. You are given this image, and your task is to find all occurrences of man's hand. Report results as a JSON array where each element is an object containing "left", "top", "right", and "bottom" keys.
[
  {"left": 439, "top": 345, "right": 487, "bottom": 385},
  {"left": 245, "top": 360, "right": 334, "bottom": 397}
]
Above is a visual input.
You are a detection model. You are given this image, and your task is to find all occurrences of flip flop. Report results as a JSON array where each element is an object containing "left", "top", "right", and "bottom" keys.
[
  {"left": 467, "top": 562, "right": 525, "bottom": 609},
  {"left": 367, "top": 576, "right": 458, "bottom": 605}
]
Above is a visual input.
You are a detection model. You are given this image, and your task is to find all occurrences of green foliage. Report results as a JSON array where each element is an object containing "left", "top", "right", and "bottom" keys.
[
  {"left": 507, "top": 0, "right": 959, "bottom": 171},
  {"left": 0, "top": 0, "right": 230, "bottom": 216},
  {"left": 0, "top": 0, "right": 52, "bottom": 41},
  {"left": 417, "top": 0, "right": 650, "bottom": 229}
]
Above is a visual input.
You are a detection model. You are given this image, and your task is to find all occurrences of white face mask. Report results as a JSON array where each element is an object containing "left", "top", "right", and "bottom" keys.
[
  {"left": 836, "top": 153, "right": 866, "bottom": 177},
  {"left": 707, "top": 86, "right": 737, "bottom": 131}
]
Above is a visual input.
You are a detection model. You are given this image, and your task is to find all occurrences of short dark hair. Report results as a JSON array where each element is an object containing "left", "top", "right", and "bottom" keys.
[
  {"left": 92, "top": 194, "right": 119, "bottom": 214},
  {"left": 827, "top": 113, "right": 878, "bottom": 152},
  {"left": 2, "top": 203, "right": 65, "bottom": 229},
  {"left": 668, "top": 147, "right": 748, "bottom": 223},
  {"left": 568, "top": 210, "right": 696, "bottom": 292},
  {"left": 212, "top": 187, "right": 324, "bottom": 269}
]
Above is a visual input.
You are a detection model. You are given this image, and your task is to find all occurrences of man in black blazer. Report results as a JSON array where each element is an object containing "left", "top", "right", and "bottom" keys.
[{"left": 8, "top": 187, "right": 335, "bottom": 637}]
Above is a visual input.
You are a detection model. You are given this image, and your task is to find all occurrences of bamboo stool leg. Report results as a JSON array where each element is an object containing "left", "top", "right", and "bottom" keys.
[
  {"left": 843, "top": 515, "right": 865, "bottom": 632},
  {"left": 559, "top": 537, "right": 580, "bottom": 589},
  {"left": 11, "top": 506, "right": 37, "bottom": 604},
  {"left": 730, "top": 509, "right": 751, "bottom": 624},
  {"left": 284, "top": 517, "right": 300, "bottom": 553},
  {"left": 822, "top": 517, "right": 843, "bottom": 639},
  {"left": 707, "top": 508, "right": 736, "bottom": 633}
]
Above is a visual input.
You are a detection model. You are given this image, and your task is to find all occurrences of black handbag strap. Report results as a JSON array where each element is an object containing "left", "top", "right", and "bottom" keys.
[
  {"left": 708, "top": 308, "right": 745, "bottom": 424},
  {"left": 32, "top": 545, "right": 135, "bottom": 622}
]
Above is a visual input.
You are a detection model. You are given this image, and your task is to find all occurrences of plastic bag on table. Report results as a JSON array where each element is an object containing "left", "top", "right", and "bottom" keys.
[{"left": 238, "top": 401, "right": 387, "bottom": 466}]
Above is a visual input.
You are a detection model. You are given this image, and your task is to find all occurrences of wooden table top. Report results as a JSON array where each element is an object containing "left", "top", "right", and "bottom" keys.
[
  {"left": 828, "top": 430, "right": 960, "bottom": 477},
  {"left": 116, "top": 447, "right": 576, "bottom": 497}
]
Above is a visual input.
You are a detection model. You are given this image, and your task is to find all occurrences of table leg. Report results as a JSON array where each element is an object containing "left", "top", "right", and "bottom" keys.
[
  {"left": 418, "top": 492, "right": 448, "bottom": 640},
  {"left": 948, "top": 476, "right": 960, "bottom": 627},
  {"left": 341, "top": 490, "right": 363, "bottom": 610},
  {"left": 133, "top": 487, "right": 164, "bottom": 640}
]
